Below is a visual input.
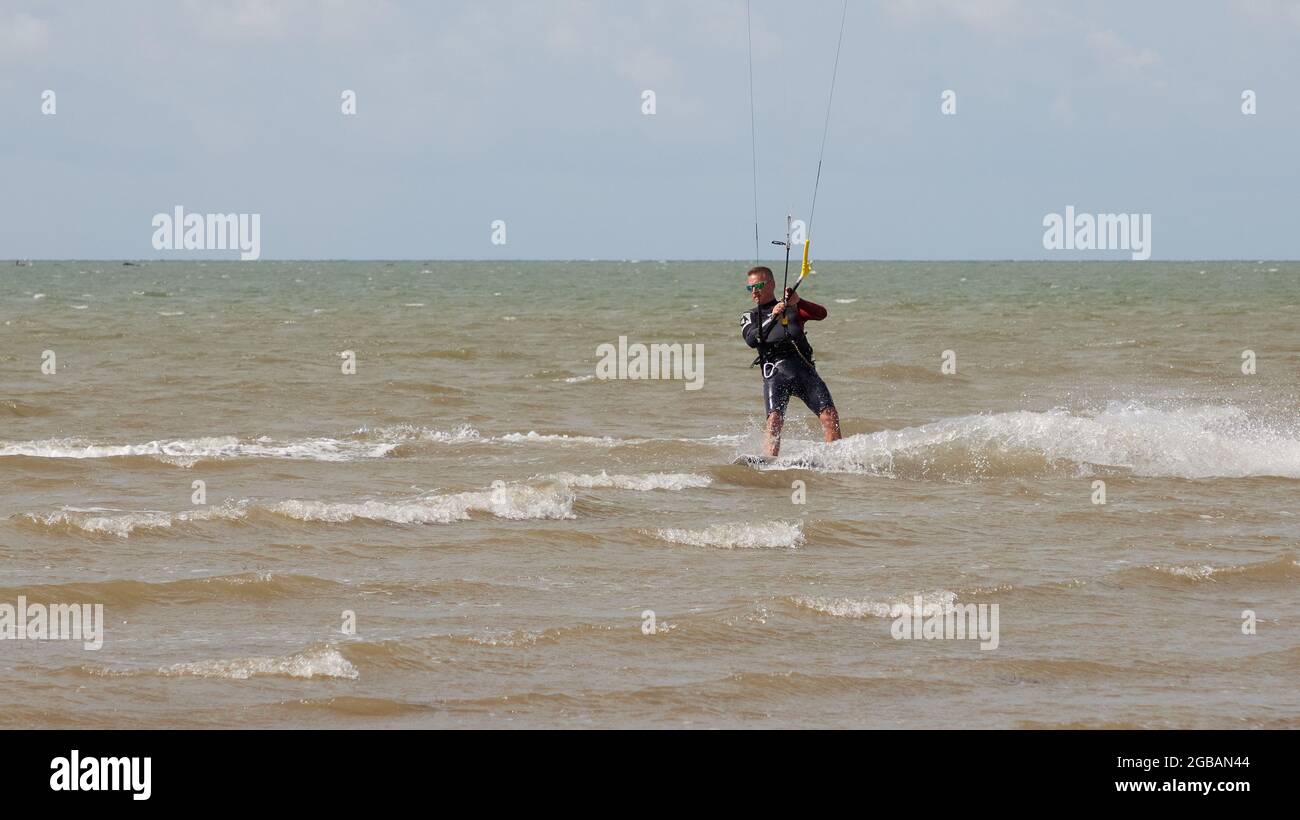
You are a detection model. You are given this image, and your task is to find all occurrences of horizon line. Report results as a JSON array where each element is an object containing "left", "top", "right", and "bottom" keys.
[{"left": 8, "top": 258, "right": 1300, "bottom": 264}]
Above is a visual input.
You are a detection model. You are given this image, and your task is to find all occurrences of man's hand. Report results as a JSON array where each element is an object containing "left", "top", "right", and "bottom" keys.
[
  {"left": 784, "top": 287, "right": 800, "bottom": 308},
  {"left": 770, "top": 301, "right": 787, "bottom": 318}
]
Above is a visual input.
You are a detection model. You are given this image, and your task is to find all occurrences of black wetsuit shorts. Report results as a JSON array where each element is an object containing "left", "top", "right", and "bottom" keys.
[{"left": 761, "top": 358, "right": 835, "bottom": 416}]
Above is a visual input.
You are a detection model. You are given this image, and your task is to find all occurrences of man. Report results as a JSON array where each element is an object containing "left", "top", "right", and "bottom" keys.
[{"left": 740, "top": 265, "right": 841, "bottom": 457}]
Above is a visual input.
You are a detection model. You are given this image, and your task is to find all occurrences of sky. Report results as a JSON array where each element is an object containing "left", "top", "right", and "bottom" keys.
[{"left": 0, "top": 0, "right": 1297, "bottom": 260}]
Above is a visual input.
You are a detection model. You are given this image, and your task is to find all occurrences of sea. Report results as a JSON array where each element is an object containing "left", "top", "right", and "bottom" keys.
[{"left": 2, "top": 260, "right": 1297, "bottom": 728}]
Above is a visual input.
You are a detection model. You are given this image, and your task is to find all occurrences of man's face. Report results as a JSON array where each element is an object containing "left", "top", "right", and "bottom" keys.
[{"left": 747, "top": 273, "right": 774, "bottom": 305}]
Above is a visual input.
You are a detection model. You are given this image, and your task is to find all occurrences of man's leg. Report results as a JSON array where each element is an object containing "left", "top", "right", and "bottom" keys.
[
  {"left": 795, "top": 366, "right": 841, "bottom": 443},
  {"left": 764, "top": 410, "right": 785, "bottom": 457},
  {"left": 761, "top": 367, "right": 792, "bottom": 457},
  {"left": 818, "top": 406, "right": 841, "bottom": 442}
]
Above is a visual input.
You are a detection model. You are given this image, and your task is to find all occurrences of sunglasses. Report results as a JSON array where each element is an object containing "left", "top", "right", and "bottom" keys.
[{"left": 745, "top": 282, "right": 769, "bottom": 293}]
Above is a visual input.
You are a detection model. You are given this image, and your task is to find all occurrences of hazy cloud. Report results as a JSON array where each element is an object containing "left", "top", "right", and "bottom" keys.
[
  {"left": 0, "top": 1, "right": 1295, "bottom": 260},
  {"left": 0, "top": 11, "right": 49, "bottom": 60}
]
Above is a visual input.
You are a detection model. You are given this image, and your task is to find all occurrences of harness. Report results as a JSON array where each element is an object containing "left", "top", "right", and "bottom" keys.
[{"left": 751, "top": 307, "right": 816, "bottom": 373}]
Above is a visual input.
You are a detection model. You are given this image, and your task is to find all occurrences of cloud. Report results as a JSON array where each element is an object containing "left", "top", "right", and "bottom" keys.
[
  {"left": 0, "top": 11, "right": 50, "bottom": 61},
  {"left": 1050, "top": 93, "right": 1076, "bottom": 125},
  {"left": 1230, "top": 0, "right": 1300, "bottom": 27},
  {"left": 181, "top": 0, "right": 395, "bottom": 42},
  {"left": 1085, "top": 28, "right": 1164, "bottom": 91},
  {"left": 883, "top": 0, "right": 1027, "bottom": 31},
  {"left": 1087, "top": 29, "right": 1160, "bottom": 71}
]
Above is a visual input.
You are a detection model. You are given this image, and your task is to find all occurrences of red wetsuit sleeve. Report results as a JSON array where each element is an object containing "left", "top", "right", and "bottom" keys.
[{"left": 797, "top": 299, "right": 827, "bottom": 321}]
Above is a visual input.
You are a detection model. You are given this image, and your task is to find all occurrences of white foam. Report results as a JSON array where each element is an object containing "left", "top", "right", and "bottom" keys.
[
  {"left": 267, "top": 480, "right": 575, "bottom": 524},
  {"left": 654, "top": 521, "right": 803, "bottom": 549},
  {"left": 22, "top": 472, "right": 708, "bottom": 539},
  {"left": 22, "top": 504, "right": 247, "bottom": 538},
  {"left": 0, "top": 436, "right": 397, "bottom": 465},
  {"left": 352, "top": 424, "right": 482, "bottom": 443},
  {"left": 352, "top": 425, "right": 617, "bottom": 447},
  {"left": 1161, "top": 565, "right": 1218, "bottom": 580},
  {"left": 771, "top": 402, "right": 1300, "bottom": 479},
  {"left": 157, "top": 646, "right": 358, "bottom": 680},
  {"left": 467, "top": 630, "right": 542, "bottom": 647},
  {"left": 697, "top": 433, "right": 748, "bottom": 446},
  {"left": 793, "top": 590, "right": 957, "bottom": 619},
  {"left": 493, "top": 431, "right": 619, "bottom": 446},
  {"left": 5, "top": 427, "right": 761, "bottom": 467},
  {"left": 1145, "top": 561, "right": 1300, "bottom": 580},
  {"left": 355, "top": 424, "right": 745, "bottom": 450},
  {"left": 548, "top": 471, "right": 711, "bottom": 491}
]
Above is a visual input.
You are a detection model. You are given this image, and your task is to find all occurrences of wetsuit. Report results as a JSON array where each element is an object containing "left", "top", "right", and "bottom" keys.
[{"left": 740, "top": 297, "right": 835, "bottom": 416}]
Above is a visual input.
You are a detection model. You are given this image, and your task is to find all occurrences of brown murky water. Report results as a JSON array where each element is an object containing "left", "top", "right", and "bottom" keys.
[{"left": 2, "top": 260, "right": 1297, "bottom": 727}]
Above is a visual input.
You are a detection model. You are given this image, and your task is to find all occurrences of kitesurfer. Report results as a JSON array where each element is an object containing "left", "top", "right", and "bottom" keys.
[{"left": 740, "top": 265, "right": 841, "bottom": 457}]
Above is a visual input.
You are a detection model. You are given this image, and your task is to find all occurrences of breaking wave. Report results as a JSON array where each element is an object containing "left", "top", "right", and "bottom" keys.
[
  {"left": 352, "top": 424, "right": 617, "bottom": 447},
  {"left": 769, "top": 403, "right": 1300, "bottom": 480},
  {"left": 265, "top": 481, "right": 575, "bottom": 524},
  {"left": 653, "top": 521, "right": 804, "bottom": 549},
  {"left": 547, "top": 471, "right": 711, "bottom": 491},
  {"left": 1, "top": 426, "right": 748, "bottom": 466},
  {"left": 0, "top": 436, "right": 397, "bottom": 466},
  {"left": 20, "top": 505, "right": 247, "bottom": 538},
  {"left": 89, "top": 645, "right": 358, "bottom": 681},
  {"left": 16, "top": 471, "right": 712, "bottom": 537},
  {"left": 791, "top": 590, "right": 958, "bottom": 619},
  {"left": 1118, "top": 555, "right": 1300, "bottom": 586}
]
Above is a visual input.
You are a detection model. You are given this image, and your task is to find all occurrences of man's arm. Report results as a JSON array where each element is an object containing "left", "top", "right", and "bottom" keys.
[
  {"left": 740, "top": 310, "right": 763, "bottom": 348},
  {"left": 797, "top": 297, "right": 827, "bottom": 322}
]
